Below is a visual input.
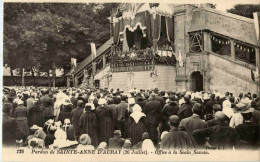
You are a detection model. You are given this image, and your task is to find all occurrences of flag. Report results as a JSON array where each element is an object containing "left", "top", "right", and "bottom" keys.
[
  {"left": 178, "top": 50, "right": 183, "bottom": 67},
  {"left": 71, "top": 58, "right": 77, "bottom": 75},
  {"left": 71, "top": 58, "right": 77, "bottom": 67},
  {"left": 251, "top": 69, "right": 255, "bottom": 82},
  {"left": 90, "top": 43, "right": 97, "bottom": 59},
  {"left": 253, "top": 12, "right": 260, "bottom": 41}
]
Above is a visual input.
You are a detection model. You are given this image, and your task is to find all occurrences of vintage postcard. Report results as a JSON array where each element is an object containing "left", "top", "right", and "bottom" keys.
[{"left": 1, "top": 0, "right": 260, "bottom": 161}]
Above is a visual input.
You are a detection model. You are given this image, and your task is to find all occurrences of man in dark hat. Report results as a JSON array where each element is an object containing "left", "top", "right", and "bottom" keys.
[
  {"left": 179, "top": 103, "right": 206, "bottom": 133},
  {"left": 193, "top": 112, "right": 240, "bottom": 150},
  {"left": 177, "top": 95, "right": 193, "bottom": 121},
  {"left": 70, "top": 100, "right": 84, "bottom": 141},
  {"left": 160, "top": 115, "right": 196, "bottom": 149},
  {"left": 108, "top": 130, "right": 125, "bottom": 149}
]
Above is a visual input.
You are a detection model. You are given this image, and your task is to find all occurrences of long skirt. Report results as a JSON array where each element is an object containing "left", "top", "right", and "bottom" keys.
[
  {"left": 15, "top": 118, "right": 30, "bottom": 141},
  {"left": 128, "top": 122, "right": 147, "bottom": 145}
]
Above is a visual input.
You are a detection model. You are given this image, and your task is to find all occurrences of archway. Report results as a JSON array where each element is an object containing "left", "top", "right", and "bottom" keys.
[{"left": 190, "top": 71, "right": 203, "bottom": 92}]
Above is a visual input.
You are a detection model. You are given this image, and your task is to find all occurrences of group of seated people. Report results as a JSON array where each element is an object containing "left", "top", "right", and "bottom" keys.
[{"left": 2, "top": 86, "right": 260, "bottom": 150}]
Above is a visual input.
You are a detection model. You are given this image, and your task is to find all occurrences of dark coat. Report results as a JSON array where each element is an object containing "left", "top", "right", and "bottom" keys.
[
  {"left": 143, "top": 99, "right": 162, "bottom": 124},
  {"left": 78, "top": 111, "right": 98, "bottom": 147},
  {"left": 155, "top": 96, "right": 165, "bottom": 108},
  {"left": 58, "top": 104, "right": 72, "bottom": 124},
  {"left": 108, "top": 137, "right": 125, "bottom": 149},
  {"left": 235, "top": 122, "right": 259, "bottom": 149},
  {"left": 177, "top": 102, "right": 193, "bottom": 121},
  {"left": 2, "top": 113, "right": 17, "bottom": 146},
  {"left": 125, "top": 116, "right": 147, "bottom": 145},
  {"left": 193, "top": 123, "right": 240, "bottom": 149},
  {"left": 70, "top": 107, "right": 84, "bottom": 133},
  {"left": 205, "top": 99, "right": 217, "bottom": 115},
  {"left": 70, "top": 97, "right": 78, "bottom": 109},
  {"left": 45, "top": 133, "right": 55, "bottom": 148},
  {"left": 14, "top": 105, "right": 30, "bottom": 141},
  {"left": 28, "top": 101, "right": 44, "bottom": 127},
  {"left": 162, "top": 101, "right": 179, "bottom": 121},
  {"left": 96, "top": 105, "right": 114, "bottom": 144},
  {"left": 206, "top": 118, "right": 218, "bottom": 127},
  {"left": 160, "top": 127, "right": 196, "bottom": 149},
  {"left": 161, "top": 101, "right": 179, "bottom": 131},
  {"left": 116, "top": 101, "right": 128, "bottom": 121},
  {"left": 179, "top": 114, "right": 206, "bottom": 133},
  {"left": 40, "top": 95, "right": 54, "bottom": 118},
  {"left": 107, "top": 104, "right": 117, "bottom": 128}
]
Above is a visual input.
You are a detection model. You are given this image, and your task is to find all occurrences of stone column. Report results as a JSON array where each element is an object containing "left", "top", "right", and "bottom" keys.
[
  {"left": 203, "top": 32, "right": 212, "bottom": 52},
  {"left": 230, "top": 39, "right": 235, "bottom": 61},
  {"left": 92, "top": 62, "right": 96, "bottom": 75},
  {"left": 103, "top": 55, "right": 106, "bottom": 68}
]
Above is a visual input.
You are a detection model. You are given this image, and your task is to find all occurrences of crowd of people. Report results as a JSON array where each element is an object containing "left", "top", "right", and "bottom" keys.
[{"left": 2, "top": 86, "right": 260, "bottom": 151}]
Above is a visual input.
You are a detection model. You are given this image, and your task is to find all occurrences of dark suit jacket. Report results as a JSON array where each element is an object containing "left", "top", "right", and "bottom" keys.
[
  {"left": 193, "top": 123, "right": 240, "bottom": 149},
  {"left": 177, "top": 102, "right": 193, "bottom": 120},
  {"left": 143, "top": 99, "right": 162, "bottom": 124},
  {"left": 205, "top": 99, "right": 216, "bottom": 115},
  {"left": 179, "top": 114, "right": 206, "bottom": 133}
]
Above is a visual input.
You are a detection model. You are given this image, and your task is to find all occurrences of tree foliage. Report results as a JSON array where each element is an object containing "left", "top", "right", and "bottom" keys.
[
  {"left": 227, "top": 4, "right": 260, "bottom": 19},
  {"left": 4, "top": 3, "right": 117, "bottom": 86}
]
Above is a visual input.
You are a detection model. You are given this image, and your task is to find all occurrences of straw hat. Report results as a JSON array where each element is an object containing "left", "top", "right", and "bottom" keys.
[{"left": 30, "top": 125, "right": 41, "bottom": 130}]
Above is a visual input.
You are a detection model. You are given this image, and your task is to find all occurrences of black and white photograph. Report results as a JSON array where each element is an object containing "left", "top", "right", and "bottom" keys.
[{"left": 1, "top": 0, "right": 260, "bottom": 161}]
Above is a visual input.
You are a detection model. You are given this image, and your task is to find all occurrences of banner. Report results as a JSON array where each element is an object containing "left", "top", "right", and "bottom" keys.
[
  {"left": 253, "top": 12, "right": 260, "bottom": 42},
  {"left": 71, "top": 58, "right": 77, "bottom": 67},
  {"left": 90, "top": 43, "right": 97, "bottom": 59}
]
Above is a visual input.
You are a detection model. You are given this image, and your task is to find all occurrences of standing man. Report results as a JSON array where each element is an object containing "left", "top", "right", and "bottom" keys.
[
  {"left": 40, "top": 90, "right": 54, "bottom": 123},
  {"left": 116, "top": 95, "right": 128, "bottom": 137},
  {"left": 143, "top": 93, "right": 162, "bottom": 145},
  {"left": 70, "top": 100, "right": 84, "bottom": 141}
]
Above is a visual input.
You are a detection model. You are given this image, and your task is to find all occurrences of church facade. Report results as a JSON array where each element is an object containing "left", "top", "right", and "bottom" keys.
[{"left": 66, "top": 4, "right": 260, "bottom": 96}]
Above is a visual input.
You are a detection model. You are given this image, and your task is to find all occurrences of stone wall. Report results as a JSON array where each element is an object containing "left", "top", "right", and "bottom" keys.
[
  {"left": 108, "top": 65, "right": 176, "bottom": 91},
  {"left": 208, "top": 54, "right": 257, "bottom": 96}
]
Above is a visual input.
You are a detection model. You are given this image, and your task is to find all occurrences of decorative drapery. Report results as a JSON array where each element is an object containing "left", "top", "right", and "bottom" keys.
[
  {"left": 166, "top": 16, "right": 174, "bottom": 42},
  {"left": 126, "top": 28, "right": 135, "bottom": 49},
  {"left": 113, "top": 10, "right": 173, "bottom": 46},
  {"left": 119, "top": 11, "right": 147, "bottom": 37},
  {"left": 152, "top": 14, "right": 161, "bottom": 41},
  {"left": 113, "top": 22, "right": 120, "bottom": 45}
]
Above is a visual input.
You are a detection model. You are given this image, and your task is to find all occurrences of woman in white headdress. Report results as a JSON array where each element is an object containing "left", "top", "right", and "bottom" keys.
[
  {"left": 222, "top": 100, "right": 234, "bottom": 119},
  {"left": 125, "top": 104, "right": 147, "bottom": 146}
]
